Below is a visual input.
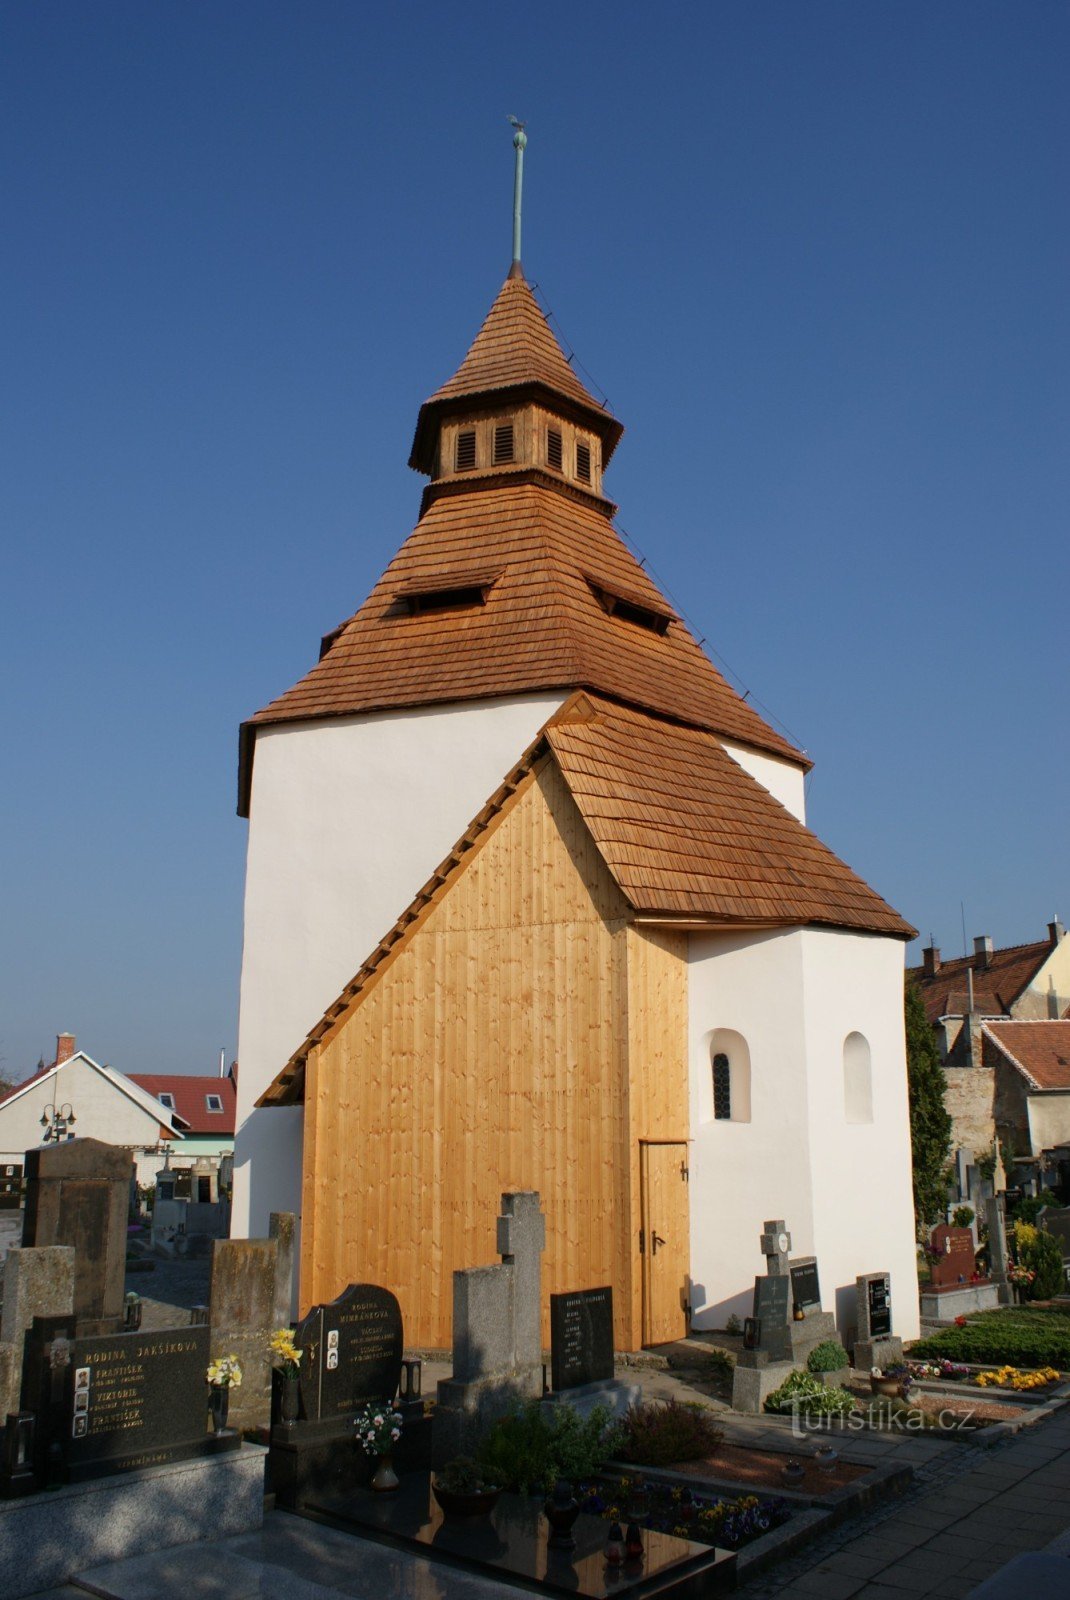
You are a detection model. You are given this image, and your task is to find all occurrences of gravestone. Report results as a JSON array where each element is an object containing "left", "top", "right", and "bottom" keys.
[
  {"left": 0, "top": 1163, "right": 22, "bottom": 1209},
  {"left": 294, "top": 1283, "right": 403, "bottom": 1420},
  {"left": 853, "top": 1272, "right": 903, "bottom": 1371},
  {"left": 208, "top": 1210, "right": 294, "bottom": 1429},
  {"left": 549, "top": 1287, "right": 613, "bottom": 1390},
  {"left": 0, "top": 1245, "right": 75, "bottom": 1417},
  {"left": 21, "top": 1139, "right": 131, "bottom": 1335},
  {"left": 62, "top": 1325, "right": 237, "bottom": 1480},
  {"left": 433, "top": 1191, "right": 546, "bottom": 1465},
  {"left": 731, "top": 1219, "right": 839, "bottom": 1413},
  {"left": 790, "top": 1258, "right": 821, "bottom": 1313},
  {"left": 985, "top": 1196, "right": 1015, "bottom": 1305},
  {"left": 929, "top": 1224, "right": 978, "bottom": 1288}
]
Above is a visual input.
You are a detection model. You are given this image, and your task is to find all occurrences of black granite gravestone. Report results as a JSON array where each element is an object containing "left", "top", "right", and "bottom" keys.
[
  {"left": 867, "top": 1275, "right": 892, "bottom": 1338},
  {"left": 63, "top": 1325, "right": 235, "bottom": 1480},
  {"left": 295, "top": 1283, "right": 403, "bottom": 1421},
  {"left": 752, "top": 1275, "right": 791, "bottom": 1359},
  {"left": 549, "top": 1287, "right": 613, "bottom": 1390},
  {"left": 789, "top": 1260, "right": 820, "bottom": 1311}
]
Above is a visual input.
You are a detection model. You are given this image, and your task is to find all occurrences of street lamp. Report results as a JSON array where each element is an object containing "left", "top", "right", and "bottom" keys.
[{"left": 40, "top": 1103, "right": 76, "bottom": 1143}]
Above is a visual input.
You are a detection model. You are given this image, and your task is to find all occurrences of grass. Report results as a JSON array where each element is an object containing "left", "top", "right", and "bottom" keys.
[{"left": 911, "top": 1305, "right": 1070, "bottom": 1369}]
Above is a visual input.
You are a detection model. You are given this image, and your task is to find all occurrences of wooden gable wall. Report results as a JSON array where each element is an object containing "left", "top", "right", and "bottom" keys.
[{"left": 299, "top": 755, "right": 689, "bottom": 1351}]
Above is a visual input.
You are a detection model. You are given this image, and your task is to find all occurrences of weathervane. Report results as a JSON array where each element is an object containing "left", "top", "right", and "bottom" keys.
[{"left": 508, "top": 116, "right": 527, "bottom": 270}]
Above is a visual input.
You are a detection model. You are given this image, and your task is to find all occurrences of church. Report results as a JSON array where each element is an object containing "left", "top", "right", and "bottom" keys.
[{"left": 233, "top": 145, "right": 920, "bottom": 1350}]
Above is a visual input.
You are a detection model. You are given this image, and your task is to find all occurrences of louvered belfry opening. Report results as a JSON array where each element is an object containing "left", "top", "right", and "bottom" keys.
[
  {"left": 547, "top": 428, "right": 563, "bottom": 471},
  {"left": 455, "top": 430, "right": 476, "bottom": 471},
  {"left": 493, "top": 422, "right": 515, "bottom": 464},
  {"left": 576, "top": 441, "right": 592, "bottom": 482}
]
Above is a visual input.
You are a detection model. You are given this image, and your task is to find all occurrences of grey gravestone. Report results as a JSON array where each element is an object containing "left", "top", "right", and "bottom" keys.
[
  {"left": 295, "top": 1283, "right": 403, "bottom": 1420},
  {"left": 790, "top": 1258, "right": 820, "bottom": 1311},
  {"left": 853, "top": 1272, "right": 902, "bottom": 1371},
  {"left": 752, "top": 1276, "right": 792, "bottom": 1360},
  {"left": 208, "top": 1211, "right": 295, "bottom": 1430},
  {"left": 62, "top": 1325, "right": 236, "bottom": 1480},
  {"left": 21, "top": 1139, "right": 131, "bottom": 1335},
  {"left": 987, "top": 1196, "right": 1015, "bottom": 1305},
  {"left": 550, "top": 1286, "right": 613, "bottom": 1390},
  {"left": 433, "top": 1192, "right": 546, "bottom": 1465},
  {"left": 0, "top": 1245, "right": 75, "bottom": 1418}
]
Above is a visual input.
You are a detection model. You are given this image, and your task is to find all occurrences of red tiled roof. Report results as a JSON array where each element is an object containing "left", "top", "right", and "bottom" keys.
[
  {"left": 127, "top": 1075, "right": 236, "bottom": 1135},
  {"left": 0, "top": 1066, "right": 50, "bottom": 1108},
  {"left": 906, "top": 941, "right": 1052, "bottom": 1027},
  {"left": 983, "top": 1022, "right": 1070, "bottom": 1091}
]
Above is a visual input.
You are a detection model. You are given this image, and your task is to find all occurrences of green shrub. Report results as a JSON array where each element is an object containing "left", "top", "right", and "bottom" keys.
[
  {"left": 616, "top": 1400, "right": 723, "bottom": 1466},
  {"left": 1011, "top": 1190, "right": 1059, "bottom": 1225},
  {"left": 435, "top": 1456, "right": 498, "bottom": 1493},
  {"left": 476, "top": 1401, "right": 619, "bottom": 1493},
  {"left": 1019, "top": 1229, "right": 1066, "bottom": 1301},
  {"left": 806, "top": 1340, "right": 849, "bottom": 1374},
  {"left": 952, "top": 1205, "right": 975, "bottom": 1228},
  {"left": 910, "top": 1308, "right": 1070, "bottom": 1368},
  {"left": 764, "top": 1370, "right": 855, "bottom": 1417}
]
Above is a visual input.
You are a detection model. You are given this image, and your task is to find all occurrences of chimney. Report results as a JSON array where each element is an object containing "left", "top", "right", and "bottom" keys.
[
  {"left": 54, "top": 1032, "right": 75, "bottom": 1067},
  {"left": 1049, "top": 920, "right": 1065, "bottom": 947},
  {"left": 974, "top": 936, "right": 993, "bottom": 971},
  {"left": 922, "top": 944, "right": 941, "bottom": 977}
]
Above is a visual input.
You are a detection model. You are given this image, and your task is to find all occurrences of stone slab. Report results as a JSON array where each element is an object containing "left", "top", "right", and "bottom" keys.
[
  {"left": 73, "top": 1511, "right": 533, "bottom": 1600},
  {"left": 920, "top": 1283, "right": 1000, "bottom": 1320},
  {"left": 540, "top": 1376, "right": 640, "bottom": 1422},
  {"left": 267, "top": 1402, "right": 431, "bottom": 1510},
  {"left": 22, "top": 1142, "right": 130, "bottom": 1336},
  {"left": 731, "top": 1356, "right": 794, "bottom": 1413},
  {"left": 0, "top": 1444, "right": 265, "bottom": 1600},
  {"left": 0, "top": 1245, "right": 75, "bottom": 1345}
]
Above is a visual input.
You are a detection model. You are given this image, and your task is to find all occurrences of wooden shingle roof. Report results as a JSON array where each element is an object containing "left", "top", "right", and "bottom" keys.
[
  {"left": 258, "top": 693, "right": 914, "bottom": 1105},
  {"left": 241, "top": 481, "right": 806, "bottom": 811},
  {"left": 545, "top": 696, "right": 915, "bottom": 935},
  {"left": 409, "top": 271, "right": 622, "bottom": 471}
]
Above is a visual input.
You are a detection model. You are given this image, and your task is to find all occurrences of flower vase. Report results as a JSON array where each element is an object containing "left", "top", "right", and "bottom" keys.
[
  {"left": 278, "top": 1373, "right": 300, "bottom": 1426},
  {"left": 208, "top": 1384, "right": 230, "bottom": 1434},
  {"left": 370, "top": 1452, "right": 399, "bottom": 1492}
]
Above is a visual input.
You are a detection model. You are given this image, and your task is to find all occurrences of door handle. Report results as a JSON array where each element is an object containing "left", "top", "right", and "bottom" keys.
[{"left": 651, "top": 1232, "right": 666, "bottom": 1255}]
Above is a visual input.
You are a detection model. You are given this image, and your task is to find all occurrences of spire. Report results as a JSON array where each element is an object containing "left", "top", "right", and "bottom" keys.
[{"left": 508, "top": 116, "right": 527, "bottom": 277}]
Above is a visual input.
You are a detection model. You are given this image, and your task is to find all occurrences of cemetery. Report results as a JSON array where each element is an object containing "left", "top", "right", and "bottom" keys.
[{"left": 2, "top": 1138, "right": 1070, "bottom": 1597}]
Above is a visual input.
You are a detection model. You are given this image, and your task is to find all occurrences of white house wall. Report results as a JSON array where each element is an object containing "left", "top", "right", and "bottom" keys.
[
  {"left": 0, "top": 1059, "right": 167, "bottom": 1172},
  {"left": 234, "top": 691, "right": 566, "bottom": 1239},
  {"left": 687, "top": 929, "right": 816, "bottom": 1328},
  {"left": 718, "top": 741, "right": 807, "bottom": 822},
  {"left": 798, "top": 928, "right": 920, "bottom": 1340},
  {"left": 1026, "top": 1093, "right": 1070, "bottom": 1154},
  {"left": 687, "top": 926, "right": 919, "bottom": 1342}
]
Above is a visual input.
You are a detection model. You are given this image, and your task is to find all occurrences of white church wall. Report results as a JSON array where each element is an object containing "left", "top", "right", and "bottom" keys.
[
  {"left": 799, "top": 928, "right": 920, "bottom": 1340},
  {"left": 718, "top": 741, "right": 807, "bottom": 822},
  {"left": 233, "top": 691, "right": 566, "bottom": 1240},
  {"left": 687, "top": 929, "right": 816, "bottom": 1329}
]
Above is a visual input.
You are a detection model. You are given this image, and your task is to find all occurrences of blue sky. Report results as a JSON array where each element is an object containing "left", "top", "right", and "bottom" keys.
[{"left": 2, "top": 3, "right": 1066, "bottom": 1078}]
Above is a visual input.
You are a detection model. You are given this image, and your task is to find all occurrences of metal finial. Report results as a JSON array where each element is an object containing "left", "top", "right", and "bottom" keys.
[{"left": 507, "top": 116, "right": 527, "bottom": 268}]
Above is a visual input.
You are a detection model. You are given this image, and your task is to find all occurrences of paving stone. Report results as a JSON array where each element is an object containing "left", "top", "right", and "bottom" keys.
[{"left": 773, "top": 1571, "right": 864, "bottom": 1599}]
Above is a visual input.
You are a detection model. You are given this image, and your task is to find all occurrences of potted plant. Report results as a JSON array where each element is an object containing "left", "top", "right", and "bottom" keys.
[
  {"left": 870, "top": 1363, "right": 911, "bottom": 1399},
  {"left": 432, "top": 1455, "right": 503, "bottom": 1518},
  {"left": 205, "top": 1353, "right": 242, "bottom": 1432},
  {"left": 268, "top": 1328, "right": 303, "bottom": 1425},
  {"left": 354, "top": 1401, "right": 404, "bottom": 1490}
]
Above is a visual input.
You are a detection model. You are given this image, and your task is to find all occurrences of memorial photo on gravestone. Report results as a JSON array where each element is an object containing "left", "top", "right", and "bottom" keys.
[{"left": 549, "top": 1286, "right": 613, "bottom": 1391}]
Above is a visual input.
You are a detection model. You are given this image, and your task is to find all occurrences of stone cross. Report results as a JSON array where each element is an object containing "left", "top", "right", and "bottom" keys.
[
  {"left": 760, "top": 1220, "right": 792, "bottom": 1276},
  {"left": 985, "top": 1195, "right": 1014, "bottom": 1305}
]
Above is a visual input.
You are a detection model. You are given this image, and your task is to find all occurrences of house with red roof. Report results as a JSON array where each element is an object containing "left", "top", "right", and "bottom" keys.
[
  {"left": 985, "top": 1020, "right": 1070, "bottom": 1176},
  {"left": 907, "top": 922, "right": 1070, "bottom": 1155},
  {"left": 233, "top": 153, "right": 920, "bottom": 1349},
  {"left": 127, "top": 1071, "right": 236, "bottom": 1165}
]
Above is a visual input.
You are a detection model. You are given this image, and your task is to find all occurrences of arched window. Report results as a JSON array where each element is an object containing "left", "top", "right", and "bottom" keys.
[
  {"left": 703, "top": 1030, "right": 751, "bottom": 1123},
  {"left": 843, "top": 1032, "right": 873, "bottom": 1124},
  {"left": 713, "top": 1053, "right": 731, "bottom": 1120}
]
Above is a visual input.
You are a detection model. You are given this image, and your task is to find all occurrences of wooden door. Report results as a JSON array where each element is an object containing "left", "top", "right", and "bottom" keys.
[{"left": 639, "top": 1140, "right": 690, "bottom": 1347}]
